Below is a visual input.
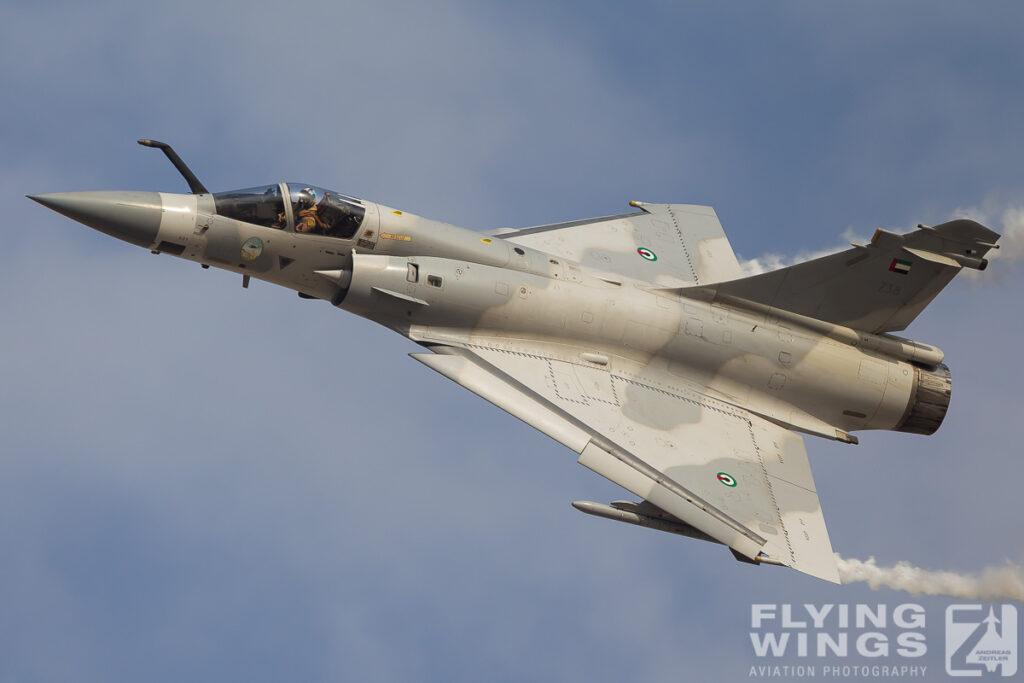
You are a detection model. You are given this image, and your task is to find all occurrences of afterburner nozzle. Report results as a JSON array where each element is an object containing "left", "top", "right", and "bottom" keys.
[{"left": 28, "top": 191, "right": 163, "bottom": 249}]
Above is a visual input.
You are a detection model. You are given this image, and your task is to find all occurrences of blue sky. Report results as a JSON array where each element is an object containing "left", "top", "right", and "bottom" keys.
[{"left": 2, "top": 2, "right": 1023, "bottom": 681}]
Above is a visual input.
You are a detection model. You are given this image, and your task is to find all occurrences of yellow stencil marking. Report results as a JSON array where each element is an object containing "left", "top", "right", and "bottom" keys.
[{"left": 381, "top": 233, "right": 412, "bottom": 242}]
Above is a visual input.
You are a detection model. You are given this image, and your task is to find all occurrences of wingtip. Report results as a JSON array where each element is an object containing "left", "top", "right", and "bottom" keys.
[{"left": 801, "top": 556, "right": 843, "bottom": 584}]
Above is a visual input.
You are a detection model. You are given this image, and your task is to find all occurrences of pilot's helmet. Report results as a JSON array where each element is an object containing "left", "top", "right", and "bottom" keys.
[{"left": 297, "top": 187, "right": 317, "bottom": 208}]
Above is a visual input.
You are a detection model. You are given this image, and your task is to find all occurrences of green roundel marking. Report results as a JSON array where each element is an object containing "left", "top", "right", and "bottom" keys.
[
  {"left": 717, "top": 472, "right": 737, "bottom": 487},
  {"left": 637, "top": 247, "right": 658, "bottom": 261},
  {"left": 240, "top": 236, "right": 264, "bottom": 262}
]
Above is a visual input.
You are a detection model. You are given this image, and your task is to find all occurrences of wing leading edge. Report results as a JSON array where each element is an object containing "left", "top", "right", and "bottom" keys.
[{"left": 411, "top": 342, "right": 840, "bottom": 583}]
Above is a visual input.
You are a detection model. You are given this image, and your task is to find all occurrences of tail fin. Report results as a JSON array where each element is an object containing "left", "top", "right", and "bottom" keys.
[{"left": 696, "top": 219, "right": 1000, "bottom": 333}]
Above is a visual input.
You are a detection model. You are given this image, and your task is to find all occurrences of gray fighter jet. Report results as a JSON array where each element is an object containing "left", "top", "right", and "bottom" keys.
[{"left": 29, "top": 140, "right": 1001, "bottom": 583}]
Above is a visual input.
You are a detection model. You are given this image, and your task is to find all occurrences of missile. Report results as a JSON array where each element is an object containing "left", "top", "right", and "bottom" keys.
[
  {"left": 571, "top": 500, "right": 719, "bottom": 544},
  {"left": 573, "top": 500, "right": 788, "bottom": 568}
]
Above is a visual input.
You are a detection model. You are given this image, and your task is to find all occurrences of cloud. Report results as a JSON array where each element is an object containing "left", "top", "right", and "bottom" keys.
[
  {"left": 949, "top": 201, "right": 1024, "bottom": 270},
  {"left": 738, "top": 201, "right": 1024, "bottom": 282}
]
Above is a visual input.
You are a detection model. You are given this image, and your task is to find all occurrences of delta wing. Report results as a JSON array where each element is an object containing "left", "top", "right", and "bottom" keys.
[{"left": 411, "top": 341, "right": 840, "bottom": 583}]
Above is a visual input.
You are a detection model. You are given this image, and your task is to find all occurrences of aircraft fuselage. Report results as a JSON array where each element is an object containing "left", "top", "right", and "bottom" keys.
[{"left": 33, "top": 188, "right": 949, "bottom": 445}]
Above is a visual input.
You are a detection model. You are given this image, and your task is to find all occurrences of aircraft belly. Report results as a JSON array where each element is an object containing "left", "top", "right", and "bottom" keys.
[{"left": 351, "top": 253, "right": 909, "bottom": 437}]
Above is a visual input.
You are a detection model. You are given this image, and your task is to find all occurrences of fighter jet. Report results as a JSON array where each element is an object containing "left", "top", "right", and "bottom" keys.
[{"left": 29, "top": 140, "right": 1001, "bottom": 583}]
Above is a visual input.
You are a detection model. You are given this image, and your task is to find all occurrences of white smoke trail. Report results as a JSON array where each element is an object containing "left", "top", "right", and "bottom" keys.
[
  {"left": 739, "top": 227, "right": 870, "bottom": 276},
  {"left": 995, "top": 205, "right": 1024, "bottom": 263},
  {"left": 739, "top": 204, "right": 1024, "bottom": 278},
  {"left": 836, "top": 554, "right": 1024, "bottom": 602},
  {"left": 948, "top": 202, "right": 1024, "bottom": 262}
]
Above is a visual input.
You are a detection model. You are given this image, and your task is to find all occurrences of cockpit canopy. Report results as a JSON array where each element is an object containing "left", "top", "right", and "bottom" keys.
[{"left": 213, "top": 183, "right": 366, "bottom": 239}]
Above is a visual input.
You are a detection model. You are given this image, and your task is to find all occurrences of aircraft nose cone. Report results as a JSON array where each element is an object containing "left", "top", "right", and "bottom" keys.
[{"left": 28, "top": 191, "right": 163, "bottom": 249}]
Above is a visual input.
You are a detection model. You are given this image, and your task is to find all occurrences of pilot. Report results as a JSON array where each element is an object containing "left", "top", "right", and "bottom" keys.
[
  {"left": 294, "top": 188, "right": 324, "bottom": 233},
  {"left": 315, "top": 192, "right": 336, "bottom": 235}
]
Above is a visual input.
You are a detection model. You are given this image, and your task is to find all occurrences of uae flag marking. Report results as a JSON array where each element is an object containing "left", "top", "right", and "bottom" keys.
[
  {"left": 889, "top": 258, "right": 912, "bottom": 275},
  {"left": 717, "top": 472, "right": 737, "bottom": 487}
]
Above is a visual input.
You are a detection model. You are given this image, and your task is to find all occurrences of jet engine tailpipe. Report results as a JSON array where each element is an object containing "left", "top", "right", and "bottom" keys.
[{"left": 895, "top": 363, "right": 952, "bottom": 435}]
